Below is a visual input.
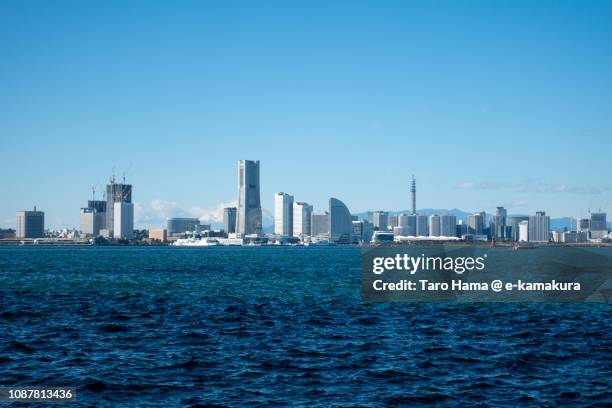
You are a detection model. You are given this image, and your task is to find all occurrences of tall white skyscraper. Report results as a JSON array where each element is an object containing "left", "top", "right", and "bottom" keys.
[
  {"left": 237, "top": 160, "right": 262, "bottom": 236},
  {"left": 518, "top": 220, "right": 529, "bottom": 242},
  {"left": 293, "top": 202, "right": 313, "bottom": 238},
  {"left": 528, "top": 211, "right": 550, "bottom": 242},
  {"left": 113, "top": 201, "right": 134, "bottom": 240},
  {"left": 274, "top": 192, "right": 294, "bottom": 236}
]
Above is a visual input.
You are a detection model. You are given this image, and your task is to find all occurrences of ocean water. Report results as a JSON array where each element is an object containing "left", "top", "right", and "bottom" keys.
[{"left": 0, "top": 246, "right": 609, "bottom": 407}]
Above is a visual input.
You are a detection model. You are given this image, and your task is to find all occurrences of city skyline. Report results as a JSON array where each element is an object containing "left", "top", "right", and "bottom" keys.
[{"left": 2, "top": 1, "right": 612, "bottom": 228}]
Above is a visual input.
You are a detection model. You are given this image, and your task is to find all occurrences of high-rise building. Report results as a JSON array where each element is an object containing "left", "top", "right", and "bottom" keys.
[
  {"left": 429, "top": 214, "right": 441, "bottom": 237},
  {"left": 528, "top": 211, "right": 550, "bottom": 242},
  {"left": 506, "top": 215, "right": 529, "bottom": 241},
  {"left": 311, "top": 212, "right": 330, "bottom": 236},
  {"left": 456, "top": 221, "right": 468, "bottom": 238},
  {"left": 468, "top": 212, "right": 486, "bottom": 235},
  {"left": 113, "top": 202, "right": 134, "bottom": 240},
  {"left": 577, "top": 218, "right": 590, "bottom": 232},
  {"left": 491, "top": 206, "right": 507, "bottom": 240},
  {"left": 329, "top": 198, "right": 352, "bottom": 244},
  {"left": 236, "top": 160, "right": 262, "bottom": 236},
  {"left": 416, "top": 215, "right": 429, "bottom": 236},
  {"left": 388, "top": 215, "right": 399, "bottom": 230},
  {"left": 293, "top": 202, "right": 313, "bottom": 238},
  {"left": 398, "top": 214, "right": 417, "bottom": 236},
  {"left": 223, "top": 207, "right": 237, "bottom": 234},
  {"left": 589, "top": 212, "right": 608, "bottom": 239},
  {"left": 106, "top": 179, "right": 132, "bottom": 238},
  {"left": 16, "top": 207, "right": 44, "bottom": 238},
  {"left": 518, "top": 220, "right": 529, "bottom": 242},
  {"left": 352, "top": 220, "right": 374, "bottom": 243},
  {"left": 274, "top": 192, "right": 294, "bottom": 236},
  {"left": 80, "top": 199, "right": 106, "bottom": 236},
  {"left": 372, "top": 211, "right": 389, "bottom": 231},
  {"left": 167, "top": 218, "right": 200, "bottom": 236},
  {"left": 440, "top": 215, "right": 457, "bottom": 237},
  {"left": 410, "top": 175, "right": 416, "bottom": 215}
]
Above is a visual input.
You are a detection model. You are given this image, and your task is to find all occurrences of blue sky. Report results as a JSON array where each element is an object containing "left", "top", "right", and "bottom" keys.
[{"left": 1, "top": 0, "right": 611, "bottom": 228}]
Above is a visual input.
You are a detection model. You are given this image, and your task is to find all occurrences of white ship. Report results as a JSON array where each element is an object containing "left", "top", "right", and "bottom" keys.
[{"left": 171, "top": 237, "right": 220, "bottom": 247}]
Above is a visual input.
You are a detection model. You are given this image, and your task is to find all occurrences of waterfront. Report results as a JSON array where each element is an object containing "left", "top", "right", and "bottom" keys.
[{"left": 0, "top": 247, "right": 610, "bottom": 406}]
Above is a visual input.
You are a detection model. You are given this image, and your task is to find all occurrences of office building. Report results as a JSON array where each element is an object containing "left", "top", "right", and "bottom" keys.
[
  {"left": 106, "top": 179, "right": 132, "bottom": 238},
  {"left": 589, "top": 212, "right": 608, "bottom": 239},
  {"left": 440, "top": 215, "right": 457, "bottom": 237},
  {"left": 468, "top": 212, "right": 486, "bottom": 235},
  {"left": 416, "top": 215, "right": 429, "bottom": 236},
  {"left": 167, "top": 218, "right": 200, "bottom": 236},
  {"left": 80, "top": 199, "right": 106, "bottom": 236},
  {"left": 274, "top": 192, "right": 294, "bottom": 236},
  {"left": 223, "top": 207, "right": 237, "bottom": 234},
  {"left": 506, "top": 215, "right": 529, "bottom": 241},
  {"left": 236, "top": 160, "right": 263, "bottom": 236},
  {"left": 577, "top": 218, "right": 590, "bottom": 232},
  {"left": 329, "top": 198, "right": 352, "bottom": 244},
  {"left": 293, "top": 202, "right": 313, "bottom": 238},
  {"left": 113, "top": 201, "right": 134, "bottom": 240},
  {"left": 16, "top": 207, "right": 45, "bottom": 238},
  {"left": 528, "top": 211, "right": 550, "bottom": 242},
  {"left": 491, "top": 206, "right": 507, "bottom": 240},
  {"left": 80, "top": 208, "right": 105, "bottom": 236},
  {"left": 388, "top": 215, "right": 398, "bottom": 230},
  {"left": 311, "top": 212, "right": 330, "bottom": 236},
  {"left": 429, "top": 214, "right": 441, "bottom": 237},
  {"left": 398, "top": 214, "right": 417, "bottom": 236},
  {"left": 372, "top": 211, "right": 389, "bottom": 231},
  {"left": 456, "top": 221, "right": 468, "bottom": 238},
  {"left": 352, "top": 220, "right": 374, "bottom": 243},
  {"left": 518, "top": 220, "right": 529, "bottom": 242}
]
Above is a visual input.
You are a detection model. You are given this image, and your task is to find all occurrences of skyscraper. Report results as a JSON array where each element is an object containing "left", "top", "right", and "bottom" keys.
[
  {"left": 274, "top": 192, "right": 294, "bottom": 236},
  {"left": 506, "top": 215, "right": 529, "bottom": 241},
  {"left": 106, "top": 178, "right": 132, "bottom": 238},
  {"left": 329, "top": 198, "right": 352, "bottom": 244},
  {"left": 429, "top": 214, "right": 441, "bottom": 237},
  {"left": 491, "top": 206, "right": 507, "bottom": 240},
  {"left": 400, "top": 214, "right": 417, "bottom": 236},
  {"left": 416, "top": 215, "right": 429, "bottom": 236},
  {"left": 223, "top": 207, "right": 237, "bottom": 234},
  {"left": 589, "top": 212, "right": 608, "bottom": 239},
  {"left": 236, "top": 160, "right": 263, "bottom": 236},
  {"left": 528, "top": 211, "right": 550, "bottom": 242},
  {"left": 311, "top": 212, "right": 329, "bottom": 236},
  {"left": 293, "top": 202, "right": 313, "bottom": 238},
  {"left": 518, "top": 220, "right": 529, "bottom": 242},
  {"left": 16, "top": 207, "right": 44, "bottom": 238},
  {"left": 80, "top": 199, "right": 106, "bottom": 236},
  {"left": 468, "top": 212, "right": 486, "bottom": 235},
  {"left": 113, "top": 201, "right": 134, "bottom": 240},
  {"left": 372, "top": 211, "right": 389, "bottom": 231},
  {"left": 440, "top": 215, "right": 457, "bottom": 237}
]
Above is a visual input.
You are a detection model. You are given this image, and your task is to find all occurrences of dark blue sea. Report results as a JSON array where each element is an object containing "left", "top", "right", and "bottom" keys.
[{"left": 0, "top": 247, "right": 610, "bottom": 407}]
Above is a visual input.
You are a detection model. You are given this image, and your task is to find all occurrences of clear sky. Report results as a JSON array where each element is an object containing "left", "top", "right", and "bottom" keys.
[{"left": 1, "top": 0, "right": 611, "bottom": 228}]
